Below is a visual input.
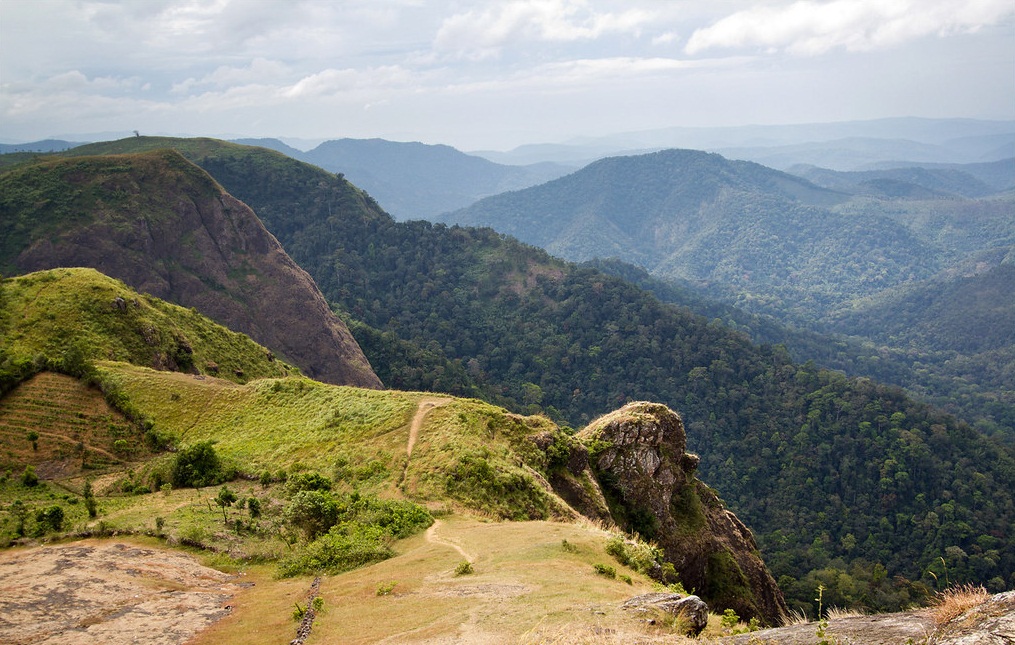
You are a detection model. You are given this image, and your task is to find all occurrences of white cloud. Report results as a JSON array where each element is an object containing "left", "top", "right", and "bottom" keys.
[
  {"left": 171, "top": 59, "right": 294, "bottom": 94},
  {"left": 685, "top": 0, "right": 1015, "bottom": 56},
  {"left": 435, "top": 0, "right": 652, "bottom": 58}
]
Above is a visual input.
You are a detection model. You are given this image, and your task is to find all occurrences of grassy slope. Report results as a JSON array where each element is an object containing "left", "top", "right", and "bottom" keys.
[
  {"left": 1, "top": 268, "right": 292, "bottom": 382},
  {"left": 103, "top": 363, "right": 418, "bottom": 484}
]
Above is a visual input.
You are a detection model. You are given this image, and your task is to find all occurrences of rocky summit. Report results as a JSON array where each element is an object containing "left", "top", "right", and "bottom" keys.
[{"left": 571, "top": 401, "right": 789, "bottom": 625}]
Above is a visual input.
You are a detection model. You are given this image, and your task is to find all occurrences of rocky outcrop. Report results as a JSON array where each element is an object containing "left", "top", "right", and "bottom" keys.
[
  {"left": 530, "top": 430, "right": 613, "bottom": 524},
  {"left": 6, "top": 150, "right": 381, "bottom": 388},
  {"left": 575, "top": 401, "right": 789, "bottom": 625},
  {"left": 622, "top": 592, "right": 710, "bottom": 636}
]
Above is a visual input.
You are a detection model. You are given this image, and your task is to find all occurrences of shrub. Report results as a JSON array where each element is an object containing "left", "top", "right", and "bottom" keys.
[
  {"left": 283, "top": 490, "right": 340, "bottom": 541},
  {"left": 34, "top": 505, "right": 64, "bottom": 534},
  {"left": 259, "top": 470, "right": 273, "bottom": 487},
  {"left": 545, "top": 430, "right": 574, "bottom": 470},
  {"left": 277, "top": 524, "right": 394, "bottom": 577},
  {"left": 277, "top": 493, "right": 433, "bottom": 577},
  {"left": 284, "top": 471, "right": 333, "bottom": 496},
  {"left": 604, "top": 534, "right": 678, "bottom": 584},
  {"left": 171, "top": 441, "right": 222, "bottom": 488},
  {"left": 455, "top": 561, "right": 474, "bottom": 576},
  {"left": 593, "top": 563, "right": 616, "bottom": 578},
  {"left": 377, "top": 581, "right": 397, "bottom": 596},
  {"left": 20, "top": 465, "right": 38, "bottom": 487}
]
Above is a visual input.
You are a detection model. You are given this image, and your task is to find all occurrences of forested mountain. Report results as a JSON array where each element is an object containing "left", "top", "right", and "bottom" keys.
[
  {"left": 13, "top": 137, "right": 1012, "bottom": 612},
  {"left": 584, "top": 257, "right": 1015, "bottom": 439},
  {"left": 856, "top": 158, "right": 1015, "bottom": 193},
  {"left": 0, "top": 147, "right": 380, "bottom": 388},
  {"left": 296, "top": 138, "right": 571, "bottom": 220},
  {"left": 436, "top": 148, "right": 1014, "bottom": 437},
  {"left": 438, "top": 148, "right": 955, "bottom": 321}
]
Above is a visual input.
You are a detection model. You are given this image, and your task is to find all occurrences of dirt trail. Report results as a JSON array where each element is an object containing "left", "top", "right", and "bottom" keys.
[
  {"left": 425, "top": 520, "right": 475, "bottom": 563},
  {"left": 406, "top": 397, "right": 450, "bottom": 458}
]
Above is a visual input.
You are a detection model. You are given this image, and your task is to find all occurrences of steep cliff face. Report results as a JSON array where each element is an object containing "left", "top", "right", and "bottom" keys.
[
  {"left": 575, "top": 401, "right": 789, "bottom": 625},
  {"left": 1, "top": 150, "right": 381, "bottom": 388}
]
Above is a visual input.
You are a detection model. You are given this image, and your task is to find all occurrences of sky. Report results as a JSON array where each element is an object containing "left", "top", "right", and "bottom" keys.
[{"left": 1, "top": 0, "right": 1013, "bottom": 151}]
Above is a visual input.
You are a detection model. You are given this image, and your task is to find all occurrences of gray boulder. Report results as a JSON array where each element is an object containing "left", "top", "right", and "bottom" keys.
[{"left": 623, "top": 592, "right": 710, "bottom": 636}]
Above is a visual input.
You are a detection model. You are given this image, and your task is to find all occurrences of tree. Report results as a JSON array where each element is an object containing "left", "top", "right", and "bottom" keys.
[
  {"left": 35, "top": 505, "right": 64, "bottom": 534},
  {"left": 215, "top": 486, "right": 237, "bottom": 524},
  {"left": 83, "top": 478, "right": 97, "bottom": 518},
  {"left": 171, "top": 441, "right": 222, "bottom": 488},
  {"left": 20, "top": 465, "right": 38, "bottom": 487},
  {"left": 26, "top": 430, "right": 39, "bottom": 451},
  {"left": 283, "top": 490, "right": 340, "bottom": 541}
]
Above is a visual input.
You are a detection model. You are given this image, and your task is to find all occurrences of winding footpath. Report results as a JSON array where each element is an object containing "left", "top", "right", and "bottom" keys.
[{"left": 406, "top": 397, "right": 450, "bottom": 458}]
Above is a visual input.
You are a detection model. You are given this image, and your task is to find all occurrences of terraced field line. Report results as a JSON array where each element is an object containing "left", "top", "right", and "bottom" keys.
[{"left": 406, "top": 397, "right": 450, "bottom": 458}]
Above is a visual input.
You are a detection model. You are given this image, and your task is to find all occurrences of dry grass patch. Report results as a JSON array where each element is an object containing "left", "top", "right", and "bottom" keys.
[
  {"left": 295, "top": 515, "right": 675, "bottom": 644},
  {"left": 826, "top": 606, "right": 867, "bottom": 620},
  {"left": 932, "top": 583, "right": 990, "bottom": 626}
]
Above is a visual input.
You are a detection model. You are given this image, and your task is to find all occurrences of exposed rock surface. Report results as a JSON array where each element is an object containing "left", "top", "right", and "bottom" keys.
[
  {"left": 720, "top": 609, "right": 937, "bottom": 644},
  {"left": 575, "top": 401, "right": 789, "bottom": 625},
  {"left": 0, "top": 540, "right": 245, "bottom": 645},
  {"left": 622, "top": 592, "right": 710, "bottom": 636},
  {"left": 5, "top": 150, "right": 380, "bottom": 388},
  {"left": 720, "top": 591, "right": 1015, "bottom": 644}
]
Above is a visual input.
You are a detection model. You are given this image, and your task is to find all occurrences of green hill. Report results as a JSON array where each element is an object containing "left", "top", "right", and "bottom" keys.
[
  {"left": 0, "top": 267, "right": 293, "bottom": 479},
  {"left": 0, "top": 268, "right": 291, "bottom": 389}
]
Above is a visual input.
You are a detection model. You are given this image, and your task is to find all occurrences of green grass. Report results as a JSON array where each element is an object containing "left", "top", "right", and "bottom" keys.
[
  {"left": 1, "top": 268, "right": 292, "bottom": 386},
  {"left": 101, "top": 363, "right": 419, "bottom": 483}
]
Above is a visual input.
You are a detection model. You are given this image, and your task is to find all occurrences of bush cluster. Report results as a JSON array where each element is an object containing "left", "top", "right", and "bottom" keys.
[{"left": 277, "top": 482, "right": 433, "bottom": 577}]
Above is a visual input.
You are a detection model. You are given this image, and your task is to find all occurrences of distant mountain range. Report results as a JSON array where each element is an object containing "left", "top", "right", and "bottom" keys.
[
  {"left": 0, "top": 139, "right": 85, "bottom": 154},
  {"left": 230, "top": 137, "right": 571, "bottom": 220},
  {"left": 472, "top": 117, "right": 1015, "bottom": 170}
]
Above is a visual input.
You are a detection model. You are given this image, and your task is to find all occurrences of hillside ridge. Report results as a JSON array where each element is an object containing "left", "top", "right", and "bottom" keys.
[{"left": 0, "top": 149, "right": 380, "bottom": 388}]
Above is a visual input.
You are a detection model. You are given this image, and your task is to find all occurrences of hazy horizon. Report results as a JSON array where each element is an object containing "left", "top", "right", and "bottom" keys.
[{"left": 2, "top": 1, "right": 1014, "bottom": 151}]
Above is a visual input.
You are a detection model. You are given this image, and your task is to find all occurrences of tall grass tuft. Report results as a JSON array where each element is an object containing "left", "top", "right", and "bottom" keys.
[{"left": 932, "top": 583, "right": 990, "bottom": 626}]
